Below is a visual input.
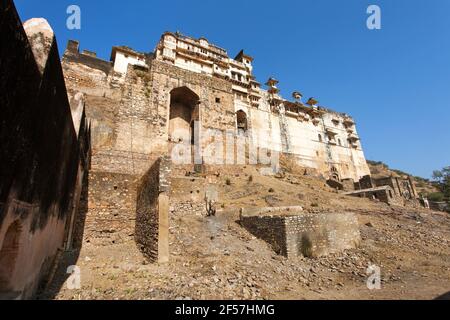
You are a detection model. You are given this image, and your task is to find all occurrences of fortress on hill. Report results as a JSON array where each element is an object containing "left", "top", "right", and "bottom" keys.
[
  {"left": 1, "top": 1, "right": 418, "bottom": 298},
  {"left": 62, "top": 31, "right": 371, "bottom": 182},
  {"left": 3, "top": 1, "right": 448, "bottom": 302}
]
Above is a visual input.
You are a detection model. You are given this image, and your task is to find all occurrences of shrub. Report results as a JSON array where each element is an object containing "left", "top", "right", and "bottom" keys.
[{"left": 428, "top": 192, "right": 445, "bottom": 202}]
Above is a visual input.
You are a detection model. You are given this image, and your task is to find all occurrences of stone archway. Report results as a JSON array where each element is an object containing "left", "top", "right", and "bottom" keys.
[
  {"left": 0, "top": 221, "right": 22, "bottom": 293},
  {"left": 236, "top": 110, "right": 248, "bottom": 135},
  {"left": 169, "top": 87, "right": 200, "bottom": 164}
]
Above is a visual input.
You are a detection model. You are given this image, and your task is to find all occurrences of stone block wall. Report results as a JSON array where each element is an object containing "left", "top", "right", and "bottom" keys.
[
  {"left": 62, "top": 51, "right": 238, "bottom": 176},
  {"left": 135, "top": 157, "right": 171, "bottom": 262},
  {"left": 240, "top": 212, "right": 361, "bottom": 258},
  {"left": 82, "top": 171, "right": 138, "bottom": 245},
  {"left": 284, "top": 213, "right": 361, "bottom": 258},
  {"left": 170, "top": 176, "right": 206, "bottom": 216},
  {"left": 239, "top": 215, "right": 287, "bottom": 256},
  {"left": 341, "top": 179, "right": 355, "bottom": 191},
  {"left": 359, "top": 175, "right": 374, "bottom": 190}
]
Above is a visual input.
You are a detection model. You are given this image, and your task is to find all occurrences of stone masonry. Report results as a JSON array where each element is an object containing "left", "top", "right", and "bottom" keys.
[
  {"left": 135, "top": 156, "right": 171, "bottom": 263},
  {"left": 240, "top": 210, "right": 361, "bottom": 258}
]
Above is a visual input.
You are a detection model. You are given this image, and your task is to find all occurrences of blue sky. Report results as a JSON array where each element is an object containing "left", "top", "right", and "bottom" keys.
[{"left": 15, "top": 0, "right": 450, "bottom": 178}]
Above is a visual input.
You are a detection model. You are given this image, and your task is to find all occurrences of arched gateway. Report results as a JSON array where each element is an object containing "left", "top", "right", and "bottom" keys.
[{"left": 169, "top": 87, "right": 200, "bottom": 163}]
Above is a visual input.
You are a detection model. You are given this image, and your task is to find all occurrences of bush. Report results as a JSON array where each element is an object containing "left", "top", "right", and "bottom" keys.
[
  {"left": 428, "top": 192, "right": 445, "bottom": 202},
  {"left": 367, "top": 160, "right": 384, "bottom": 166}
]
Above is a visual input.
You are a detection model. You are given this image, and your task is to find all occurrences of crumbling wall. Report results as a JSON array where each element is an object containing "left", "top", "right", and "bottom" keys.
[
  {"left": 63, "top": 55, "right": 237, "bottom": 176},
  {"left": 82, "top": 171, "right": 138, "bottom": 245},
  {"left": 341, "top": 179, "right": 355, "bottom": 191},
  {"left": 135, "top": 157, "right": 171, "bottom": 263},
  {"left": 240, "top": 215, "right": 287, "bottom": 256},
  {"left": 359, "top": 175, "right": 374, "bottom": 189},
  {"left": 0, "top": 1, "right": 87, "bottom": 299},
  {"left": 170, "top": 176, "right": 206, "bottom": 216},
  {"left": 284, "top": 213, "right": 361, "bottom": 258},
  {"left": 240, "top": 211, "right": 361, "bottom": 258}
]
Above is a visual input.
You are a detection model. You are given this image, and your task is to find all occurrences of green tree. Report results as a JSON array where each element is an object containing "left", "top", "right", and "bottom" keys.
[{"left": 432, "top": 166, "right": 450, "bottom": 202}]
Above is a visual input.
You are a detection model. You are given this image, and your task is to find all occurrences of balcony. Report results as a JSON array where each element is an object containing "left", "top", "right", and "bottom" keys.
[
  {"left": 325, "top": 127, "right": 339, "bottom": 136},
  {"left": 343, "top": 117, "right": 355, "bottom": 126},
  {"left": 348, "top": 134, "right": 360, "bottom": 142}
]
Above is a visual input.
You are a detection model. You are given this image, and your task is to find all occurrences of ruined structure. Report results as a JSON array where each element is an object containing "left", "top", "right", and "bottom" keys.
[
  {"left": 240, "top": 208, "right": 361, "bottom": 258},
  {"left": 343, "top": 173, "right": 419, "bottom": 206},
  {"left": 0, "top": 0, "right": 89, "bottom": 299},
  {"left": 62, "top": 32, "right": 371, "bottom": 181},
  {"left": 1, "top": 0, "right": 430, "bottom": 299},
  {"left": 59, "top": 31, "right": 375, "bottom": 266}
]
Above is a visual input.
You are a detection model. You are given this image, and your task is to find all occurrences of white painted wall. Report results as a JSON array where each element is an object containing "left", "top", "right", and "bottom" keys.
[
  {"left": 113, "top": 51, "right": 147, "bottom": 74},
  {"left": 245, "top": 91, "right": 370, "bottom": 180}
]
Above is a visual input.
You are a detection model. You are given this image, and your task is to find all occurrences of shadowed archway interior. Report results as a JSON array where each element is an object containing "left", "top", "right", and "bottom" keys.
[{"left": 169, "top": 86, "right": 200, "bottom": 144}]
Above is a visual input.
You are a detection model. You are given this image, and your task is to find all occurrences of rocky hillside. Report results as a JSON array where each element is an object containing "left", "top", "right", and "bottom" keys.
[
  {"left": 43, "top": 164, "right": 450, "bottom": 300},
  {"left": 367, "top": 160, "right": 439, "bottom": 197}
]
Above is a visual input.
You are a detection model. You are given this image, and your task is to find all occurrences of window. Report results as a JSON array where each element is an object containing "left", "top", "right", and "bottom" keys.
[
  {"left": 338, "top": 139, "right": 342, "bottom": 146},
  {"left": 318, "top": 134, "right": 323, "bottom": 142}
]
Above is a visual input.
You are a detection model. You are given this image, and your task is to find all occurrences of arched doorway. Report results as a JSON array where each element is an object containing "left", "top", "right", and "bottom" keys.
[
  {"left": 169, "top": 87, "right": 200, "bottom": 163},
  {"left": 330, "top": 167, "right": 340, "bottom": 181},
  {"left": 0, "top": 221, "right": 22, "bottom": 292},
  {"left": 236, "top": 110, "right": 248, "bottom": 135}
]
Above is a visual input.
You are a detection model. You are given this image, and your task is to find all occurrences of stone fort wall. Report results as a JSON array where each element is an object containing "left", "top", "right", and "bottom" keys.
[{"left": 61, "top": 41, "right": 370, "bottom": 182}]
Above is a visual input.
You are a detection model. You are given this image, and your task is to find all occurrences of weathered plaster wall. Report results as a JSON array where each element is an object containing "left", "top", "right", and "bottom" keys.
[
  {"left": 248, "top": 107, "right": 369, "bottom": 181},
  {"left": 0, "top": 1, "right": 87, "bottom": 298}
]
